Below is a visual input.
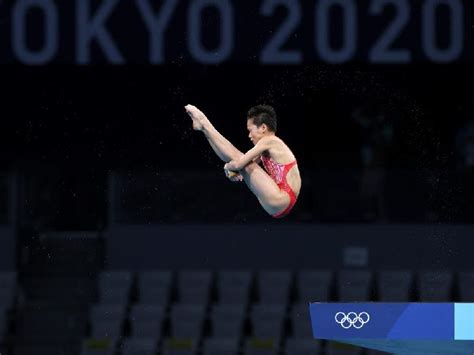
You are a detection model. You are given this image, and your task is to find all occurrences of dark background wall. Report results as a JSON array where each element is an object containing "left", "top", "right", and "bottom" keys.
[
  {"left": 0, "top": 64, "right": 470, "bottom": 169},
  {"left": 1, "top": 64, "right": 472, "bottom": 227},
  {"left": 0, "top": 0, "right": 472, "bottom": 266}
]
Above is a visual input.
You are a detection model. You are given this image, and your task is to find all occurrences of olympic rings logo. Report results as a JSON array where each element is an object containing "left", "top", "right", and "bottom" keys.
[{"left": 334, "top": 312, "right": 370, "bottom": 329}]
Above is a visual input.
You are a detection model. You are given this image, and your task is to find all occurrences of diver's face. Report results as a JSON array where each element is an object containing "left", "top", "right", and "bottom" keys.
[{"left": 247, "top": 119, "right": 265, "bottom": 145}]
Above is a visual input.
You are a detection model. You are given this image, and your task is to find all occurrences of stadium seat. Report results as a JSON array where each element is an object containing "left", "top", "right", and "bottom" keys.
[
  {"left": 80, "top": 337, "right": 117, "bottom": 355},
  {"left": 217, "top": 270, "right": 252, "bottom": 305},
  {"left": 250, "top": 304, "right": 286, "bottom": 339},
  {"left": 290, "top": 303, "right": 313, "bottom": 339},
  {"left": 210, "top": 304, "right": 246, "bottom": 338},
  {"left": 458, "top": 271, "right": 474, "bottom": 301},
  {"left": 244, "top": 337, "right": 279, "bottom": 355},
  {"left": 129, "top": 304, "right": 166, "bottom": 338},
  {"left": 178, "top": 270, "right": 213, "bottom": 305},
  {"left": 297, "top": 270, "right": 333, "bottom": 303},
  {"left": 162, "top": 337, "right": 198, "bottom": 355},
  {"left": 337, "top": 270, "right": 372, "bottom": 302},
  {"left": 170, "top": 304, "right": 206, "bottom": 339},
  {"left": 138, "top": 270, "right": 173, "bottom": 288},
  {"left": 284, "top": 337, "right": 321, "bottom": 355},
  {"left": 97, "top": 270, "right": 133, "bottom": 304},
  {"left": 89, "top": 304, "right": 126, "bottom": 338},
  {"left": 121, "top": 337, "right": 158, "bottom": 355},
  {"left": 202, "top": 337, "right": 240, "bottom": 355},
  {"left": 137, "top": 270, "right": 173, "bottom": 305},
  {"left": 377, "top": 270, "right": 413, "bottom": 302},
  {"left": 258, "top": 270, "right": 292, "bottom": 305},
  {"left": 418, "top": 270, "right": 453, "bottom": 301}
]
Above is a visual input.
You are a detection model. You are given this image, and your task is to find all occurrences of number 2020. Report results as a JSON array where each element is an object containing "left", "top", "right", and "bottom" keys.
[{"left": 260, "top": 0, "right": 464, "bottom": 64}]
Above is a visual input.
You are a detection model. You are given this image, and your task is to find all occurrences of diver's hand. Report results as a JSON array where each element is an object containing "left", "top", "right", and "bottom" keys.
[{"left": 224, "top": 168, "right": 243, "bottom": 182}]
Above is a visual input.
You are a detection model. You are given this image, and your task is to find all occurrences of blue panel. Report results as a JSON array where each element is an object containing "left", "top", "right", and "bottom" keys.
[
  {"left": 310, "top": 303, "right": 454, "bottom": 340},
  {"left": 309, "top": 303, "right": 474, "bottom": 355},
  {"left": 455, "top": 303, "right": 474, "bottom": 340}
]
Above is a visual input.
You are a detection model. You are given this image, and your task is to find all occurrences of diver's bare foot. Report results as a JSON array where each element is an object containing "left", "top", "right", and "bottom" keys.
[{"left": 185, "top": 104, "right": 208, "bottom": 131}]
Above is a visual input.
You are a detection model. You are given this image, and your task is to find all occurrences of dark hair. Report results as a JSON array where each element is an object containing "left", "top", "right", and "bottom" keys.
[{"left": 247, "top": 105, "right": 277, "bottom": 132}]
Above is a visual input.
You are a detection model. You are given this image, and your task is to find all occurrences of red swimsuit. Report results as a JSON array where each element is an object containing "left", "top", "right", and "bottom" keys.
[{"left": 261, "top": 156, "right": 298, "bottom": 218}]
